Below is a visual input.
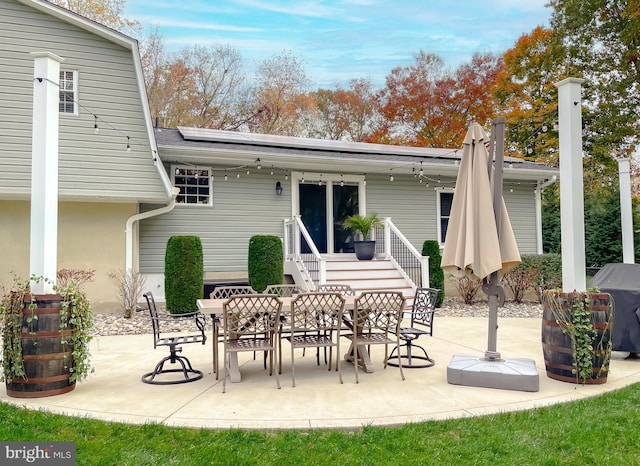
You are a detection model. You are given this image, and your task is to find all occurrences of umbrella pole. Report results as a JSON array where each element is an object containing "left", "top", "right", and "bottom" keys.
[{"left": 485, "top": 117, "right": 505, "bottom": 361}]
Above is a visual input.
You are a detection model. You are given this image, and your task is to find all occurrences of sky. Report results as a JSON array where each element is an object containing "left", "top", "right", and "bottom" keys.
[{"left": 125, "top": 0, "right": 552, "bottom": 89}]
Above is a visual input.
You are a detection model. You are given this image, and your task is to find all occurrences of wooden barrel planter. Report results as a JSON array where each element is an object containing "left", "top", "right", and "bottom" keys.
[
  {"left": 541, "top": 291, "right": 613, "bottom": 385},
  {"left": 5, "top": 294, "right": 75, "bottom": 398}
]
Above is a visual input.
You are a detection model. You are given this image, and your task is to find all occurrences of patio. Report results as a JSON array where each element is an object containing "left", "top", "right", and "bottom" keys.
[{"left": 2, "top": 316, "right": 639, "bottom": 430}]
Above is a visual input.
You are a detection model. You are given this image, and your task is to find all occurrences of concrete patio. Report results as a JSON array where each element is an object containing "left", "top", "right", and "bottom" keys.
[{"left": 2, "top": 316, "right": 639, "bottom": 430}]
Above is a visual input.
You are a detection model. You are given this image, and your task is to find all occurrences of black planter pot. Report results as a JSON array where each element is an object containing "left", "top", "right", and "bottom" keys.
[{"left": 353, "top": 241, "right": 376, "bottom": 260}]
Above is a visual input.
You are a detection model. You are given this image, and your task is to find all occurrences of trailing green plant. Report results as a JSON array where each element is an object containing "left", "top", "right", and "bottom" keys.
[
  {"left": 421, "top": 240, "right": 445, "bottom": 307},
  {"left": 248, "top": 235, "right": 284, "bottom": 292},
  {"left": 1, "top": 271, "right": 95, "bottom": 384},
  {"left": 544, "top": 288, "right": 613, "bottom": 383},
  {"left": 164, "top": 236, "right": 203, "bottom": 315},
  {"left": 341, "top": 213, "right": 382, "bottom": 241},
  {"left": 56, "top": 271, "right": 95, "bottom": 382},
  {"left": 108, "top": 269, "right": 147, "bottom": 318}
]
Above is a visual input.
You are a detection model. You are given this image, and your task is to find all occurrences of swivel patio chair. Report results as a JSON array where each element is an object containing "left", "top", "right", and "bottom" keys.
[
  {"left": 343, "top": 291, "right": 406, "bottom": 383},
  {"left": 282, "top": 292, "right": 346, "bottom": 386},
  {"left": 141, "top": 292, "right": 207, "bottom": 385},
  {"left": 209, "top": 285, "right": 257, "bottom": 378},
  {"left": 221, "top": 294, "right": 283, "bottom": 393},
  {"left": 387, "top": 287, "right": 440, "bottom": 368}
]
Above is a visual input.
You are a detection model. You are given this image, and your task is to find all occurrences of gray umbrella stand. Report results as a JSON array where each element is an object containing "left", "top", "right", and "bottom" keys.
[{"left": 447, "top": 118, "right": 539, "bottom": 392}]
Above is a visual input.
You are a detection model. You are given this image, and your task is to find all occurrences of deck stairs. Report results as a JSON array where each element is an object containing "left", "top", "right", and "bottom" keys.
[{"left": 323, "top": 256, "right": 416, "bottom": 304}]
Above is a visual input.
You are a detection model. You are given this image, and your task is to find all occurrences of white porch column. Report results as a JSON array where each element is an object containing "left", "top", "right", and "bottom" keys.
[
  {"left": 555, "top": 77, "right": 586, "bottom": 292},
  {"left": 618, "top": 156, "right": 635, "bottom": 263},
  {"left": 30, "top": 52, "right": 64, "bottom": 294}
]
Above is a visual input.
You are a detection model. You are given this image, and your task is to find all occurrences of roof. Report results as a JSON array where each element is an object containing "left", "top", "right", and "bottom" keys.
[{"left": 155, "top": 127, "right": 558, "bottom": 182}]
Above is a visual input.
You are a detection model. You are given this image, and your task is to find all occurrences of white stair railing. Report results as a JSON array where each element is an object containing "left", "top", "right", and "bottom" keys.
[
  {"left": 284, "top": 215, "right": 326, "bottom": 289},
  {"left": 378, "top": 217, "right": 430, "bottom": 290}
]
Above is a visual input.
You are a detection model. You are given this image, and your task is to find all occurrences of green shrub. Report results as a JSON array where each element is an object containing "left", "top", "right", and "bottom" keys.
[
  {"left": 528, "top": 253, "right": 562, "bottom": 303},
  {"left": 164, "top": 236, "right": 203, "bottom": 314},
  {"left": 421, "top": 240, "right": 445, "bottom": 307},
  {"left": 248, "top": 235, "right": 283, "bottom": 292}
]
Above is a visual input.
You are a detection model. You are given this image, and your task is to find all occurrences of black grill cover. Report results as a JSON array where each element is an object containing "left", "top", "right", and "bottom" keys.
[{"left": 588, "top": 263, "right": 640, "bottom": 352}]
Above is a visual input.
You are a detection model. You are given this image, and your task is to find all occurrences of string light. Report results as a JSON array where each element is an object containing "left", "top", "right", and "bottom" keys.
[
  {"left": 256, "top": 158, "right": 262, "bottom": 169},
  {"left": 340, "top": 174, "right": 344, "bottom": 187},
  {"left": 126, "top": 136, "right": 131, "bottom": 152},
  {"left": 363, "top": 174, "right": 367, "bottom": 186},
  {"left": 389, "top": 169, "right": 394, "bottom": 182},
  {"left": 94, "top": 115, "right": 99, "bottom": 133},
  {"left": 224, "top": 170, "right": 228, "bottom": 181}
]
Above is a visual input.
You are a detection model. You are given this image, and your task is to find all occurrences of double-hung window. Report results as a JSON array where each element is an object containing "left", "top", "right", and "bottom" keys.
[
  {"left": 172, "top": 166, "right": 212, "bottom": 205},
  {"left": 59, "top": 70, "right": 77, "bottom": 114},
  {"left": 437, "top": 190, "right": 454, "bottom": 245}
]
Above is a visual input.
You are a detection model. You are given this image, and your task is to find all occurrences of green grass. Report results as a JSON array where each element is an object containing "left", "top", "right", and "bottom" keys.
[{"left": 3, "top": 382, "right": 640, "bottom": 465}]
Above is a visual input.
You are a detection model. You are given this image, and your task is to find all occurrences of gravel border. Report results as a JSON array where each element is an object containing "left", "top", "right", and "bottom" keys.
[{"left": 90, "top": 298, "right": 543, "bottom": 337}]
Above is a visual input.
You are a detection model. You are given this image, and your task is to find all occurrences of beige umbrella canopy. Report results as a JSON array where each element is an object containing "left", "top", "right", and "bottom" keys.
[{"left": 441, "top": 122, "right": 520, "bottom": 280}]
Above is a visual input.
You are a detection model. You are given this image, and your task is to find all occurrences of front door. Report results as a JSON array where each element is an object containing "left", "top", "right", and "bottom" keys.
[{"left": 297, "top": 175, "right": 362, "bottom": 254}]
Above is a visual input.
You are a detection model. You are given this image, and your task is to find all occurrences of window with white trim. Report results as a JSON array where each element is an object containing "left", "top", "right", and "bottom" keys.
[
  {"left": 172, "top": 166, "right": 212, "bottom": 205},
  {"left": 59, "top": 70, "right": 77, "bottom": 114},
  {"left": 437, "top": 190, "right": 454, "bottom": 244}
]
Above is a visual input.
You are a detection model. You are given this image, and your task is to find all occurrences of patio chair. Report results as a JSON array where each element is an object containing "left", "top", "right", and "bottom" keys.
[
  {"left": 282, "top": 292, "right": 346, "bottom": 387},
  {"left": 221, "top": 294, "right": 283, "bottom": 393},
  {"left": 209, "top": 285, "right": 256, "bottom": 378},
  {"left": 387, "top": 287, "right": 439, "bottom": 368},
  {"left": 141, "top": 292, "right": 207, "bottom": 385},
  {"left": 343, "top": 291, "right": 406, "bottom": 383},
  {"left": 264, "top": 283, "right": 304, "bottom": 297},
  {"left": 317, "top": 283, "right": 355, "bottom": 296}
]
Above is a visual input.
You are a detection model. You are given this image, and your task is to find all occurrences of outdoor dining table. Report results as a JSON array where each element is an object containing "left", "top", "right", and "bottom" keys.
[{"left": 196, "top": 294, "right": 374, "bottom": 382}]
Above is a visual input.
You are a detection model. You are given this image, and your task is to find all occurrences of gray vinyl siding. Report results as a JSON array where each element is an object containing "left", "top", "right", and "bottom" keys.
[
  {"left": 139, "top": 171, "right": 292, "bottom": 273},
  {"left": 366, "top": 173, "right": 539, "bottom": 255},
  {"left": 365, "top": 173, "right": 441, "bottom": 249},
  {"left": 0, "top": 0, "right": 166, "bottom": 202}
]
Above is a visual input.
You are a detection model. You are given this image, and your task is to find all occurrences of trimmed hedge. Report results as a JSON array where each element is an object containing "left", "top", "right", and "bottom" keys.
[
  {"left": 422, "top": 240, "right": 445, "bottom": 307},
  {"left": 164, "top": 236, "right": 203, "bottom": 314},
  {"left": 248, "top": 235, "right": 284, "bottom": 292}
]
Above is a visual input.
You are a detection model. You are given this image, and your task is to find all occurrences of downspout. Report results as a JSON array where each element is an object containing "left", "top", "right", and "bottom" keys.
[
  {"left": 535, "top": 175, "right": 558, "bottom": 254},
  {"left": 125, "top": 186, "right": 180, "bottom": 274}
]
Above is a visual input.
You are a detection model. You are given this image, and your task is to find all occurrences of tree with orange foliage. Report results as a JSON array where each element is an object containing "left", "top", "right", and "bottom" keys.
[
  {"left": 369, "top": 51, "right": 502, "bottom": 148},
  {"left": 494, "top": 26, "right": 565, "bottom": 165}
]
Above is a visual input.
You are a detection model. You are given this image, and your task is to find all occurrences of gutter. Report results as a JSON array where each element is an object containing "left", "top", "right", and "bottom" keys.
[
  {"left": 125, "top": 186, "right": 180, "bottom": 273},
  {"left": 535, "top": 175, "right": 558, "bottom": 254}
]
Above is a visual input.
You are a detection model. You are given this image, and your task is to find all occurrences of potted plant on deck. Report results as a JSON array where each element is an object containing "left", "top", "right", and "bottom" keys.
[
  {"left": 541, "top": 288, "right": 613, "bottom": 384},
  {"left": 1, "top": 270, "right": 94, "bottom": 398},
  {"left": 342, "top": 213, "right": 382, "bottom": 260}
]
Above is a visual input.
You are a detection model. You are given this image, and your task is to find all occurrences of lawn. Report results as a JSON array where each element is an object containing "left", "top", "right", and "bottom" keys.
[{"left": 2, "top": 381, "right": 640, "bottom": 465}]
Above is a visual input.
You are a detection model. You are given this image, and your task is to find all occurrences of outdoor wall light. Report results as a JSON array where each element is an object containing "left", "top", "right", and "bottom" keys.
[{"left": 275, "top": 181, "right": 283, "bottom": 195}]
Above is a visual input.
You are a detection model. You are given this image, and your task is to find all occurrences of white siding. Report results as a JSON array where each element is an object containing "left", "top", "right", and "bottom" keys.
[{"left": 0, "top": 0, "right": 166, "bottom": 202}]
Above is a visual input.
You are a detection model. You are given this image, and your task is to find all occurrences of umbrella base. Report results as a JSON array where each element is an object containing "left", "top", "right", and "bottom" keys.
[{"left": 446, "top": 354, "right": 539, "bottom": 392}]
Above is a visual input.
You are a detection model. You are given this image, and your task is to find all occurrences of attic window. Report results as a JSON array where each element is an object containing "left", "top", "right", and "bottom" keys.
[
  {"left": 59, "top": 70, "right": 77, "bottom": 114},
  {"left": 172, "top": 166, "right": 212, "bottom": 206}
]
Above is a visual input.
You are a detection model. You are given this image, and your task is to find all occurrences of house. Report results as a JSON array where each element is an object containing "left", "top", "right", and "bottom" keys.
[
  {"left": 0, "top": 0, "right": 172, "bottom": 312},
  {"left": 0, "top": 0, "right": 558, "bottom": 309},
  {"left": 142, "top": 127, "right": 558, "bottom": 297}
]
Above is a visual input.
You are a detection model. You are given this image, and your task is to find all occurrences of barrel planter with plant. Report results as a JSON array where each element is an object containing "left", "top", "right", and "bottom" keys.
[
  {"left": 541, "top": 289, "right": 613, "bottom": 384},
  {"left": 248, "top": 235, "right": 284, "bottom": 292},
  {"left": 165, "top": 236, "right": 203, "bottom": 315},
  {"left": 1, "top": 272, "right": 94, "bottom": 398}
]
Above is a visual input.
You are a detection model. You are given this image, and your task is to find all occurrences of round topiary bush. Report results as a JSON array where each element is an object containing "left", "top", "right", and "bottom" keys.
[
  {"left": 248, "top": 235, "right": 284, "bottom": 292},
  {"left": 164, "top": 236, "right": 203, "bottom": 314},
  {"left": 422, "top": 240, "right": 445, "bottom": 307}
]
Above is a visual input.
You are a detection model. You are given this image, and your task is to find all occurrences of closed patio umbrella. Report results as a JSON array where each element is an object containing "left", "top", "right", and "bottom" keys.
[
  {"left": 443, "top": 119, "right": 537, "bottom": 392},
  {"left": 442, "top": 119, "right": 520, "bottom": 361}
]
